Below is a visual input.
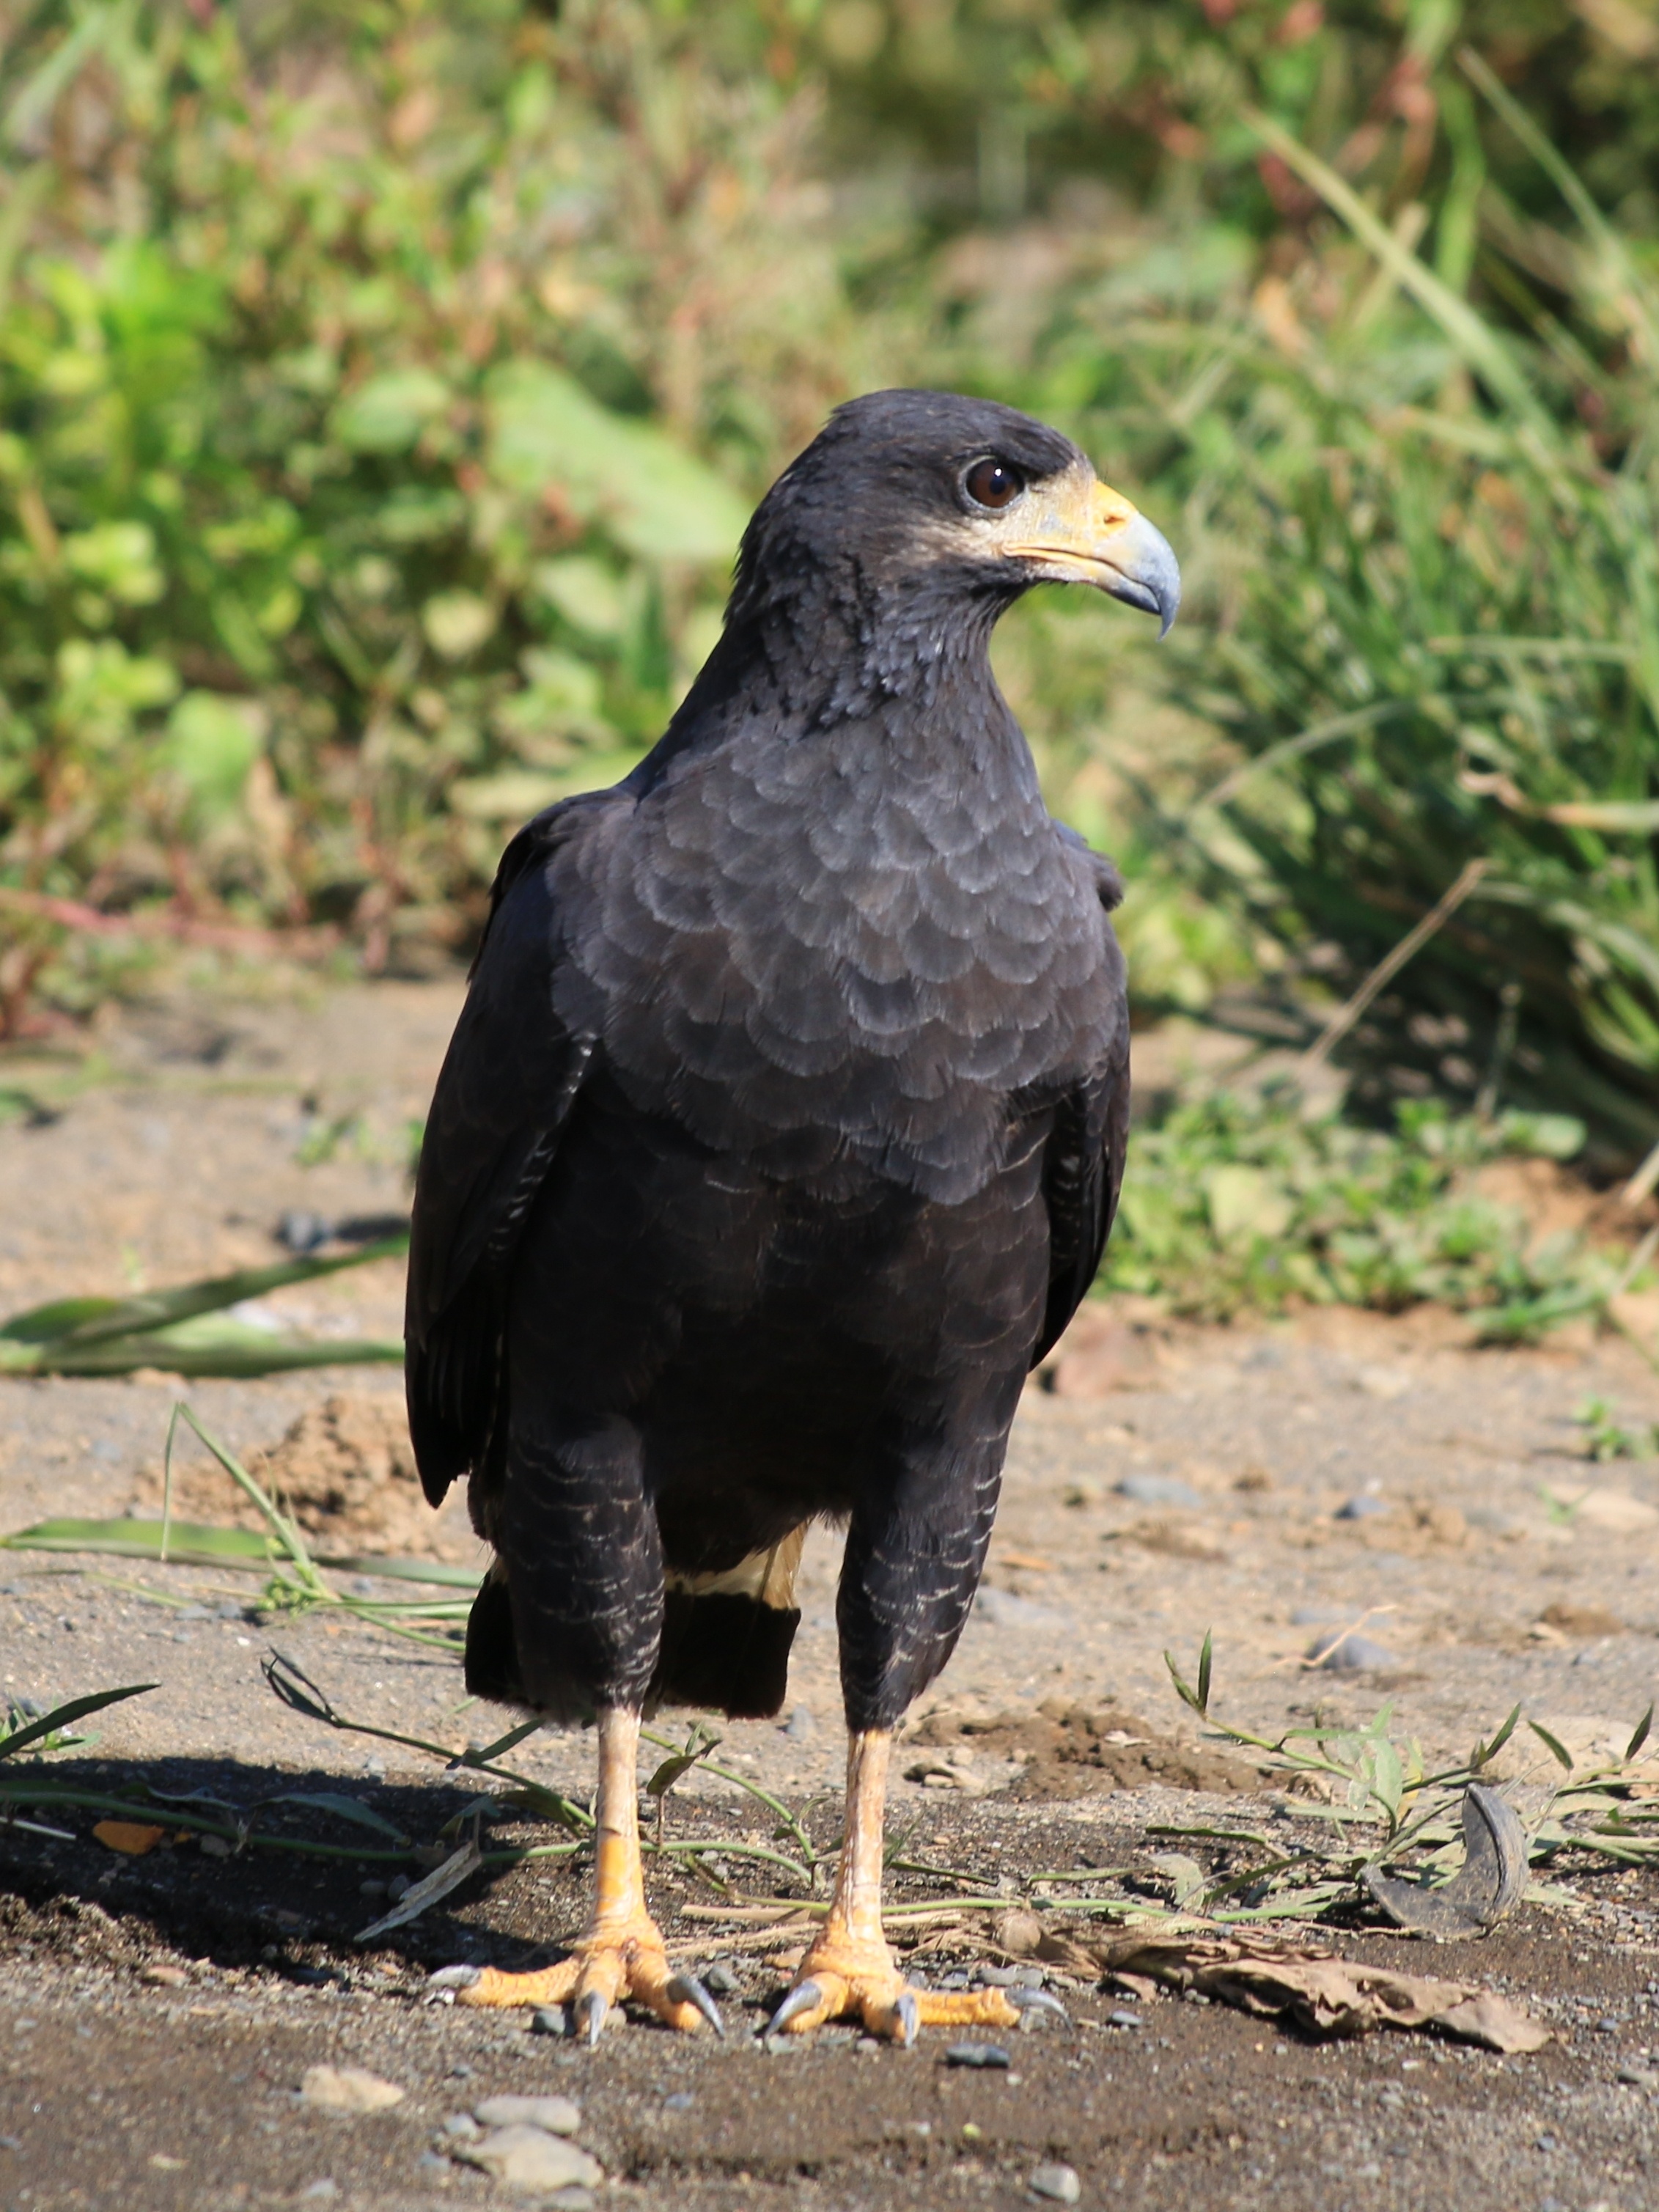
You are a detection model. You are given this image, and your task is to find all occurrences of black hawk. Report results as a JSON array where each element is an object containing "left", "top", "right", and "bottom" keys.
[{"left": 408, "top": 389, "right": 1179, "bottom": 2043}]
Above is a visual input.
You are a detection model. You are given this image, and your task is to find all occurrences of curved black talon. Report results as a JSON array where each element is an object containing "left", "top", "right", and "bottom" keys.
[
  {"left": 1008, "top": 1985, "right": 1069, "bottom": 2024},
  {"left": 577, "top": 1988, "right": 608, "bottom": 2046},
  {"left": 894, "top": 1988, "right": 919, "bottom": 2047},
  {"left": 668, "top": 1972, "right": 725, "bottom": 2037},
  {"left": 766, "top": 1979, "right": 825, "bottom": 2037},
  {"left": 425, "top": 1963, "right": 481, "bottom": 1996}
]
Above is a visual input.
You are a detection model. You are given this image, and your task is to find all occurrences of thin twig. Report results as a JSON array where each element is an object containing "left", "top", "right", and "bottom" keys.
[{"left": 1300, "top": 859, "right": 1490, "bottom": 1072}]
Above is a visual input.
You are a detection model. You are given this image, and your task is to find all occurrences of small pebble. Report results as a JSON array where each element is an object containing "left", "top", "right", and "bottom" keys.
[
  {"left": 530, "top": 2005, "right": 568, "bottom": 2038},
  {"left": 977, "top": 1966, "right": 1019, "bottom": 1988},
  {"left": 473, "top": 2094, "right": 580, "bottom": 2136},
  {"left": 141, "top": 1965, "right": 188, "bottom": 1988},
  {"left": 298, "top": 2065, "right": 404, "bottom": 2114},
  {"left": 1029, "top": 2162, "right": 1081, "bottom": 2205},
  {"left": 297, "top": 2184, "right": 339, "bottom": 2203},
  {"left": 784, "top": 1705, "right": 812, "bottom": 1741},
  {"left": 944, "top": 2043, "right": 1010, "bottom": 2069},
  {"left": 1107, "top": 2009, "right": 1143, "bottom": 2030},
  {"left": 854, "top": 2037, "right": 881, "bottom": 2054},
  {"left": 662, "top": 2091, "right": 694, "bottom": 2112},
  {"left": 703, "top": 1963, "right": 739, "bottom": 1996},
  {"left": 1618, "top": 2064, "right": 1658, "bottom": 2088},
  {"left": 1116, "top": 1473, "right": 1202, "bottom": 1509},
  {"left": 453, "top": 2127, "right": 602, "bottom": 2191},
  {"left": 1335, "top": 1494, "right": 1391, "bottom": 1521},
  {"left": 386, "top": 1873, "right": 411, "bottom": 1902},
  {"left": 443, "top": 2114, "right": 482, "bottom": 2139},
  {"left": 358, "top": 1880, "right": 387, "bottom": 1900},
  {"left": 198, "top": 1834, "right": 233, "bottom": 1859}
]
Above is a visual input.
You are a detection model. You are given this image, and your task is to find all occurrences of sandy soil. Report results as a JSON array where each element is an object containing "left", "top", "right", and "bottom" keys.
[{"left": 4, "top": 977, "right": 1659, "bottom": 2212}]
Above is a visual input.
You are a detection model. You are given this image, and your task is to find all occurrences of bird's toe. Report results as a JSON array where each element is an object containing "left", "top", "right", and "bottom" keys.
[{"left": 449, "top": 1959, "right": 582, "bottom": 2010}]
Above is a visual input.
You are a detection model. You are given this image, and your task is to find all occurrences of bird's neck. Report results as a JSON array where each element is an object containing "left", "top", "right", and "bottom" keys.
[{"left": 672, "top": 568, "right": 1017, "bottom": 741}]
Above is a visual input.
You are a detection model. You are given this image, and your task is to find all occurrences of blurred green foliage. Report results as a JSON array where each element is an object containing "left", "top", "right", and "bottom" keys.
[
  {"left": 1100, "top": 1084, "right": 1615, "bottom": 1330},
  {"left": 0, "top": 0, "right": 1655, "bottom": 1180}
]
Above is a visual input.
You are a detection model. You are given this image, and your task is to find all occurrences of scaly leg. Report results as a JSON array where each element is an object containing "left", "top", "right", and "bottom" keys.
[
  {"left": 429, "top": 1706, "right": 721, "bottom": 2043},
  {"left": 768, "top": 1730, "right": 1056, "bottom": 2046}
]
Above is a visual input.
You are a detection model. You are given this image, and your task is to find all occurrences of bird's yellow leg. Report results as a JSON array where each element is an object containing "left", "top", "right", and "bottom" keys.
[
  {"left": 769, "top": 1730, "right": 1028, "bottom": 2046},
  {"left": 431, "top": 1706, "right": 720, "bottom": 2041}
]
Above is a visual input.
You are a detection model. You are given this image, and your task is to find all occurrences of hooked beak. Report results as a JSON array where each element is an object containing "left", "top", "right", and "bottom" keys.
[{"left": 1005, "top": 474, "right": 1181, "bottom": 638}]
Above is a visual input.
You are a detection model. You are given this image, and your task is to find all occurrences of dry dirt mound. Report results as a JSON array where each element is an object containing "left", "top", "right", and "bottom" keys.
[
  {"left": 908, "top": 1697, "right": 1267, "bottom": 1798},
  {"left": 131, "top": 1392, "right": 470, "bottom": 1559}
]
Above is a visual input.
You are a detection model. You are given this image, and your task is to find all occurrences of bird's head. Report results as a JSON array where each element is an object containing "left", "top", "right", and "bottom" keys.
[{"left": 726, "top": 389, "right": 1180, "bottom": 652}]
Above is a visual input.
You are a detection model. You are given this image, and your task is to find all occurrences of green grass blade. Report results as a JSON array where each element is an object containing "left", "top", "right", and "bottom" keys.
[
  {"left": 0, "top": 1683, "right": 158, "bottom": 1762},
  {"left": 0, "top": 1515, "right": 279, "bottom": 1568},
  {"left": 0, "top": 1235, "right": 408, "bottom": 1355},
  {"left": 1244, "top": 107, "right": 1546, "bottom": 431}
]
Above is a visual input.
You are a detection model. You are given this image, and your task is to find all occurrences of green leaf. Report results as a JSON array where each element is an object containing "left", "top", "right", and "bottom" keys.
[
  {"left": 1204, "top": 1164, "right": 1294, "bottom": 1243},
  {"left": 0, "top": 1515, "right": 277, "bottom": 1567},
  {"left": 1627, "top": 1705, "right": 1653, "bottom": 1763},
  {"left": 1471, "top": 1704, "right": 1522, "bottom": 1771},
  {"left": 1196, "top": 1628, "right": 1213, "bottom": 1716},
  {"left": 331, "top": 368, "right": 450, "bottom": 454},
  {"left": 0, "top": 1683, "right": 158, "bottom": 1763},
  {"left": 0, "top": 1237, "right": 407, "bottom": 1354},
  {"left": 486, "top": 361, "right": 751, "bottom": 565},
  {"left": 162, "top": 691, "right": 265, "bottom": 817},
  {"left": 1498, "top": 1111, "right": 1587, "bottom": 1162},
  {"left": 421, "top": 592, "right": 496, "bottom": 659},
  {"left": 269, "top": 1792, "right": 408, "bottom": 1842},
  {"left": 1529, "top": 1721, "right": 1575, "bottom": 1772}
]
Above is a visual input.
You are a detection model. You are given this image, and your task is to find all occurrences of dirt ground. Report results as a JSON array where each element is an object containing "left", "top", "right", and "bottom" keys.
[{"left": 4, "top": 974, "right": 1659, "bottom": 2212}]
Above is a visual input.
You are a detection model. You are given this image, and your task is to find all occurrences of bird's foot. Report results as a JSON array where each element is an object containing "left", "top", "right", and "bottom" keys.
[
  {"left": 429, "top": 1914, "right": 721, "bottom": 2043},
  {"left": 768, "top": 1930, "right": 1053, "bottom": 2046}
]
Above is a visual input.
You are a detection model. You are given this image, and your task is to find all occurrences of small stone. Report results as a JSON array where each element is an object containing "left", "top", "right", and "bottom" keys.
[
  {"left": 454, "top": 2125, "right": 603, "bottom": 2191},
  {"left": 298, "top": 2184, "right": 339, "bottom": 2202},
  {"left": 1335, "top": 1494, "right": 1391, "bottom": 1521},
  {"left": 1116, "top": 1474, "right": 1202, "bottom": 1509},
  {"left": 662, "top": 2091, "right": 694, "bottom": 2112},
  {"left": 1029, "top": 2162, "right": 1081, "bottom": 2204},
  {"left": 944, "top": 2043, "right": 1010, "bottom": 2069},
  {"left": 854, "top": 2037, "right": 882, "bottom": 2054},
  {"left": 443, "top": 2114, "right": 482, "bottom": 2139},
  {"left": 530, "top": 2005, "right": 568, "bottom": 2037},
  {"left": 977, "top": 1964, "right": 1020, "bottom": 1988},
  {"left": 141, "top": 1964, "right": 188, "bottom": 1987},
  {"left": 1108, "top": 2009, "right": 1143, "bottom": 2030},
  {"left": 298, "top": 2065, "right": 405, "bottom": 2114},
  {"left": 386, "top": 1873, "right": 411, "bottom": 1902},
  {"left": 473, "top": 2095, "right": 580, "bottom": 2136},
  {"left": 784, "top": 1705, "right": 812, "bottom": 1741},
  {"left": 703, "top": 1962, "right": 739, "bottom": 1995},
  {"left": 198, "top": 1834, "right": 233, "bottom": 1859},
  {"left": 1618, "top": 2064, "right": 1658, "bottom": 2088}
]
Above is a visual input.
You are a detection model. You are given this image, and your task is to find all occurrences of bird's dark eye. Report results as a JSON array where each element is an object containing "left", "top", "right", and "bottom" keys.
[{"left": 963, "top": 458, "right": 1025, "bottom": 511}]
